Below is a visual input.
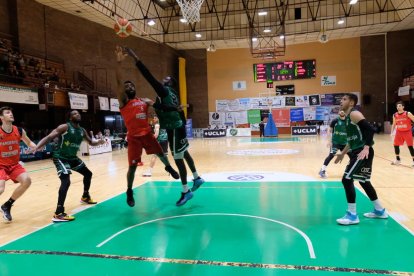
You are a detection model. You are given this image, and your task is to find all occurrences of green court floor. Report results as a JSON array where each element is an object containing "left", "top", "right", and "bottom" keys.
[{"left": 1, "top": 181, "right": 413, "bottom": 276}]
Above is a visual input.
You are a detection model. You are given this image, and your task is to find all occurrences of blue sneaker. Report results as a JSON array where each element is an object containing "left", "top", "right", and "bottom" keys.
[
  {"left": 191, "top": 177, "right": 205, "bottom": 192},
  {"left": 176, "top": 191, "right": 193, "bottom": 206},
  {"left": 319, "top": 169, "right": 327, "bottom": 178},
  {"left": 363, "top": 208, "right": 388, "bottom": 219},
  {"left": 336, "top": 211, "right": 360, "bottom": 225}
]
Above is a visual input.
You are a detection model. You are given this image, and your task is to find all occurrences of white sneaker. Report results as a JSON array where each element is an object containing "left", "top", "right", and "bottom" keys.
[
  {"left": 363, "top": 208, "right": 388, "bottom": 219},
  {"left": 142, "top": 171, "right": 152, "bottom": 177},
  {"left": 391, "top": 160, "right": 401, "bottom": 165},
  {"left": 336, "top": 211, "right": 360, "bottom": 225}
]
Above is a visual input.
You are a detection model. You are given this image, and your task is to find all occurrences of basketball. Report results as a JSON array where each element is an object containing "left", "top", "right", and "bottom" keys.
[{"left": 114, "top": 18, "right": 132, "bottom": 38}]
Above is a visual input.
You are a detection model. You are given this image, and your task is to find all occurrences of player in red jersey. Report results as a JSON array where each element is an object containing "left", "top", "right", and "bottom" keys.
[
  {"left": 115, "top": 46, "right": 179, "bottom": 207},
  {"left": 390, "top": 101, "right": 414, "bottom": 166},
  {"left": 0, "top": 106, "right": 36, "bottom": 222}
]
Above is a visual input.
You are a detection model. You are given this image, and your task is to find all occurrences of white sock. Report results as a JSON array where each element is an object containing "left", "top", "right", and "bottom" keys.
[
  {"left": 321, "top": 165, "right": 327, "bottom": 170},
  {"left": 182, "top": 185, "right": 189, "bottom": 193},
  {"left": 348, "top": 203, "right": 357, "bottom": 215},
  {"left": 373, "top": 200, "right": 384, "bottom": 211},
  {"left": 193, "top": 172, "right": 199, "bottom": 179}
]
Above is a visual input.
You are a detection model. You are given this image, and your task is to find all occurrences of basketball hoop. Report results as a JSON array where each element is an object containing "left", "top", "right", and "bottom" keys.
[{"left": 176, "top": 0, "right": 204, "bottom": 24}]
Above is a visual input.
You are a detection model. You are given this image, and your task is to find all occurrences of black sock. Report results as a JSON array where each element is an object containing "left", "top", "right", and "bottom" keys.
[
  {"left": 82, "top": 191, "right": 90, "bottom": 198},
  {"left": 396, "top": 156, "right": 401, "bottom": 161},
  {"left": 55, "top": 205, "right": 64, "bottom": 215},
  {"left": 3, "top": 198, "right": 15, "bottom": 208}
]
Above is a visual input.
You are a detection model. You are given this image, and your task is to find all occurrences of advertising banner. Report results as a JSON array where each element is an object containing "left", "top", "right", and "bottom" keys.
[
  {"left": 290, "top": 108, "right": 304, "bottom": 122},
  {"left": 272, "top": 108, "right": 290, "bottom": 127},
  {"left": 203, "top": 129, "right": 226, "bottom": 138},
  {"left": 68, "top": 92, "right": 88, "bottom": 110},
  {"left": 292, "top": 126, "right": 318, "bottom": 136},
  {"left": 98, "top": 97, "right": 109, "bottom": 110},
  {"left": 0, "top": 85, "right": 39, "bottom": 105},
  {"left": 110, "top": 98, "right": 120, "bottom": 112}
]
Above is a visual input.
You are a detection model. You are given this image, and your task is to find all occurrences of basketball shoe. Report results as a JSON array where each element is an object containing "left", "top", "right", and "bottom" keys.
[
  {"left": 80, "top": 196, "right": 97, "bottom": 204},
  {"left": 53, "top": 213, "right": 75, "bottom": 222},
  {"left": 363, "top": 208, "right": 388, "bottom": 219},
  {"left": 176, "top": 191, "right": 193, "bottom": 206},
  {"left": 1, "top": 204, "right": 12, "bottom": 222},
  {"left": 126, "top": 189, "right": 135, "bottom": 207},
  {"left": 391, "top": 160, "right": 401, "bottom": 165},
  {"left": 319, "top": 169, "right": 327, "bottom": 178},
  {"left": 191, "top": 177, "right": 205, "bottom": 192},
  {"left": 336, "top": 211, "right": 360, "bottom": 225}
]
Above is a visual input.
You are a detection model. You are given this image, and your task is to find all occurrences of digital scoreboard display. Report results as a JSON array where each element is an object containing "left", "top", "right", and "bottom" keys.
[{"left": 253, "top": 60, "right": 316, "bottom": 82}]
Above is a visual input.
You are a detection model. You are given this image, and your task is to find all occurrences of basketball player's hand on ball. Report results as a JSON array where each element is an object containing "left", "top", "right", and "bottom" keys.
[{"left": 115, "top": 46, "right": 127, "bottom": 62}]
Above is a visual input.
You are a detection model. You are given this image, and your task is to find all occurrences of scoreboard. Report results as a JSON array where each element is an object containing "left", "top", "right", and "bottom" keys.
[{"left": 253, "top": 60, "right": 316, "bottom": 82}]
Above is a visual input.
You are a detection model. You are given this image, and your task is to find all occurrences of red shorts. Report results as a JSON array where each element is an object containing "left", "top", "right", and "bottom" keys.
[
  {"left": 127, "top": 132, "right": 163, "bottom": 166},
  {"left": 0, "top": 163, "right": 27, "bottom": 182},
  {"left": 394, "top": 130, "right": 413, "bottom": 146}
]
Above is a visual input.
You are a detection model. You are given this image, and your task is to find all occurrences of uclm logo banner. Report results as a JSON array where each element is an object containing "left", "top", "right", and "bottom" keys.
[{"left": 291, "top": 126, "right": 318, "bottom": 136}]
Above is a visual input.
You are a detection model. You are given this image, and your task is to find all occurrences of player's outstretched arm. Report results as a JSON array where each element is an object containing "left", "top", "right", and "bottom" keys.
[
  {"left": 21, "top": 129, "right": 37, "bottom": 152},
  {"left": 35, "top": 124, "right": 68, "bottom": 152},
  {"left": 142, "top": 97, "right": 179, "bottom": 112},
  {"left": 124, "top": 47, "right": 168, "bottom": 98},
  {"left": 115, "top": 46, "right": 128, "bottom": 109}
]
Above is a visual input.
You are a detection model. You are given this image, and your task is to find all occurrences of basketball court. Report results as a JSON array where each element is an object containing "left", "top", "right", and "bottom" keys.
[{"left": 1, "top": 136, "right": 414, "bottom": 275}]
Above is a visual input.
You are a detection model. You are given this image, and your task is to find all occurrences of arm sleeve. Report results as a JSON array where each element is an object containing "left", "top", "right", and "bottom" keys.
[
  {"left": 135, "top": 61, "right": 168, "bottom": 98},
  {"left": 152, "top": 102, "right": 179, "bottom": 112},
  {"left": 357, "top": 119, "right": 374, "bottom": 146}
]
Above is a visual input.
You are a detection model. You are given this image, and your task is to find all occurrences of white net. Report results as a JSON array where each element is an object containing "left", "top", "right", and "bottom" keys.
[
  {"left": 259, "top": 91, "right": 273, "bottom": 111},
  {"left": 176, "top": 0, "right": 204, "bottom": 24}
]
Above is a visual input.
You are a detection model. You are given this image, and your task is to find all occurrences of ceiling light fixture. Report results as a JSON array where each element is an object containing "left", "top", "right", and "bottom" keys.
[
  {"left": 258, "top": 11, "right": 267, "bottom": 16},
  {"left": 338, "top": 18, "right": 345, "bottom": 24},
  {"left": 279, "top": 34, "right": 285, "bottom": 39},
  {"left": 195, "top": 33, "right": 202, "bottom": 38},
  {"left": 147, "top": 20, "right": 156, "bottom": 26},
  {"left": 263, "top": 29, "right": 271, "bottom": 33},
  {"left": 349, "top": 0, "right": 358, "bottom": 4},
  {"left": 180, "top": 18, "right": 187, "bottom": 23},
  {"left": 252, "top": 37, "right": 258, "bottom": 42}
]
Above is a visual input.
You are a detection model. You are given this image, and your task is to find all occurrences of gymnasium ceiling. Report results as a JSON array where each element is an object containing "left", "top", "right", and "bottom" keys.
[{"left": 36, "top": 0, "right": 414, "bottom": 57}]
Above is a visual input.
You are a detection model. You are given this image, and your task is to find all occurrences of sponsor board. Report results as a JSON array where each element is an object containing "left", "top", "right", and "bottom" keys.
[
  {"left": 291, "top": 126, "right": 318, "bottom": 136},
  {"left": 203, "top": 129, "right": 227, "bottom": 138}
]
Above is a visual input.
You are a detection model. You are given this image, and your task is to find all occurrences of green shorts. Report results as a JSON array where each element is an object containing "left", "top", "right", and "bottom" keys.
[
  {"left": 167, "top": 127, "right": 189, "bottom": 159},
  {"left": 53, "top": 157, "right": 85, "bottom": 176}
]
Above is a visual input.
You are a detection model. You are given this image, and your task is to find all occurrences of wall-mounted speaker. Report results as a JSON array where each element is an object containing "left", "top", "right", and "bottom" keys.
[{"left": 295, "top": 8, "right": 301, "bottom": 20}]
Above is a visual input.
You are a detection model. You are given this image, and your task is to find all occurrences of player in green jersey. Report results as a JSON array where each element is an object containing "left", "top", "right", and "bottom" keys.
[
  {"left": 124, "top": 47, "right": 205, "bottom": 207},
  {"left": 335, "top": 93, "right": 388, "bottom": 225},
  {"left": 35, "top": 110, "right": 105, "bottom": 222},
  {"left": 319, "top": 111, "right": 349, "bottom": 178}
]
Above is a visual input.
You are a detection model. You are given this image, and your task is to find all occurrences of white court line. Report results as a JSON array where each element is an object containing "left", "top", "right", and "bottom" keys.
[{"left": 96, "top": 213, "right": 317, "bottom": 259}]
